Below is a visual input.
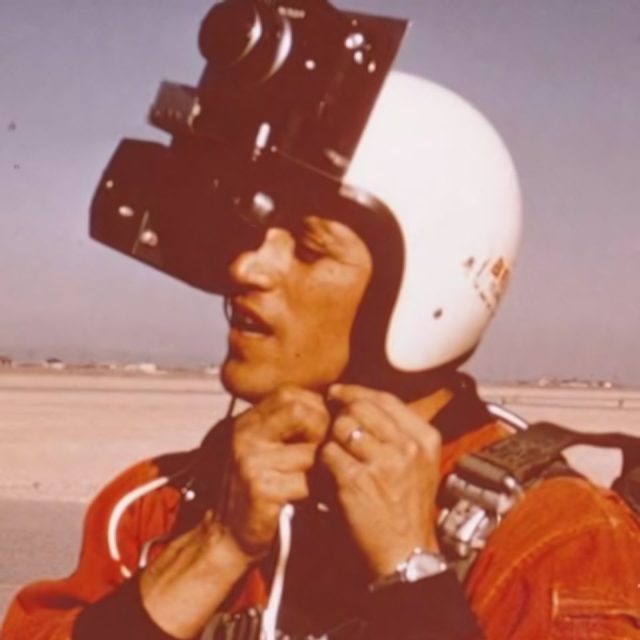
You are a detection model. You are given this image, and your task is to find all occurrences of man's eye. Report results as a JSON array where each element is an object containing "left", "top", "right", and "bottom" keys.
[{"left": 295, "top": 242, "right": 325, "bottom": 263}]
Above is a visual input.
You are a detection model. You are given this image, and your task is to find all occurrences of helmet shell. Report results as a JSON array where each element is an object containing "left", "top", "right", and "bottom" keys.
[{"left": 345, "top": 72, "right": 523, "bottom": 372}]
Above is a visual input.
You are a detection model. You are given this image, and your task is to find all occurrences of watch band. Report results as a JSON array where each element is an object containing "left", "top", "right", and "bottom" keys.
[{"left": 368, "top": 547, "right": 449, "bottom": 592}]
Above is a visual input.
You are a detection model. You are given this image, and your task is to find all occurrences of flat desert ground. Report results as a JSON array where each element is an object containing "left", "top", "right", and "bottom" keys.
[{"left": 1, "top": 368, "right": 639, "bottom": 619}]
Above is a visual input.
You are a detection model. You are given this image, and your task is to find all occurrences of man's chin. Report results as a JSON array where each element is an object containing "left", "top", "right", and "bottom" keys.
[
  {"left": 220, "top": 359, "right": 276, "bottom": 404},
  {"left": 220, "top": 352, "right": 345, "bottom": 401}
]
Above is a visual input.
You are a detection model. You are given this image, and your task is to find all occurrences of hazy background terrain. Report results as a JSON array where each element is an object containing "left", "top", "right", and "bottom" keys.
[{"left": 1, "top": 0, "right": 639, "bottom": 384}]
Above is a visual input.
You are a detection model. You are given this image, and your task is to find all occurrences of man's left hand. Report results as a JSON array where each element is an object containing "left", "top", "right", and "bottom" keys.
[{"left": 321, "top": 384, "right": 442, "bottom": 578}]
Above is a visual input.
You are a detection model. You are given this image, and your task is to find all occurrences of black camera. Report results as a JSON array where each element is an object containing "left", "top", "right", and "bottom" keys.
[{"left": 90, "top": 0, "right": 407, "bottom": 293}]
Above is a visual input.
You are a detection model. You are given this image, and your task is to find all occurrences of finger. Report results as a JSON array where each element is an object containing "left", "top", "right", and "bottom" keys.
[
  {"left": 335, "top": 399, "right": 402, "bottom": 444},
  {"left": 331, "top": 413, "right": 387, "bottom": 462},
  {"left": 238, "top": 385, "right": 330, "bottom": 444},
  {"left": 328, "top": 384, "right": 407, "bottom": 416},
  {"left": 249, "top": 443, "right": 318, "bottom": 473},
  {"left": 329, "top": 384, "right": 439, "bottom": 446},
  {"left": 320, "top": 441, "right": 361, "bottom": 489},
  {"left": 258, "top": 402, "right": 329, "bottom": 446}
]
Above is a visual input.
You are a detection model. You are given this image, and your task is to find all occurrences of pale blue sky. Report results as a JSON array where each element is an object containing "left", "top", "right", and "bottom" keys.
[{"left": 1, "top": 0, "right": 639, "bottom": 384}]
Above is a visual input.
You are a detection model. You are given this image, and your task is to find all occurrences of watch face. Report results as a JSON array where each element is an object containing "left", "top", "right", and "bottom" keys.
[{"left": 405, "top": 551, "right": 447, "bottom": 582}]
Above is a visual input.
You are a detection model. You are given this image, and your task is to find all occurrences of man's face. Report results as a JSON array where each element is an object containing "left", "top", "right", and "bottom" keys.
[{"left": 221, "top": 216, "right": 372, "bottom": 402}]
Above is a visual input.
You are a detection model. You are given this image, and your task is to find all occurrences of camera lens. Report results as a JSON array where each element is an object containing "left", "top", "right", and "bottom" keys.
[
  {"left": 198, "top": 0, "right": 262, "bottom": 68},
  {"left": 199, "top": 0, "right": 292, "bottom": 85}
]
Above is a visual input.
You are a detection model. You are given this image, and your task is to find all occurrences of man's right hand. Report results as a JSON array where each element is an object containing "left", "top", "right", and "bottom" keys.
[
  {"left": 224, "top": 385, "right": 330, "bottom": 558},
  {"left": 139, "top": 385, "right": 329, "bottom": 638}
]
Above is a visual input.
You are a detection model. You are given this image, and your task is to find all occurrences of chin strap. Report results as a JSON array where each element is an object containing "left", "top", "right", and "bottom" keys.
[
  {"left": 438, "top": 417, "right": 640, "bottom": 581},
  {"left": 261, "top": 504, "right": 296, "bottom": 640}
]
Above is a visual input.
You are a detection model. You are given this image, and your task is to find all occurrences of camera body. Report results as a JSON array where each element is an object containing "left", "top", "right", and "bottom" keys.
[{"left": 90, "top": 0, "right": 407, "bottom": 293}]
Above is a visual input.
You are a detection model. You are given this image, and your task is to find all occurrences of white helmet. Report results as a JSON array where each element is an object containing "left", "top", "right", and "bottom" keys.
[{"left": 344, "top": 71, "right": 522, "bottom": 376}]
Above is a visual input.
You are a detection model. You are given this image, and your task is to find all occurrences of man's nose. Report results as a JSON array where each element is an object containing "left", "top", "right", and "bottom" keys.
[{"left": 228, "top": 227, "right": 293, "bottom": 289}]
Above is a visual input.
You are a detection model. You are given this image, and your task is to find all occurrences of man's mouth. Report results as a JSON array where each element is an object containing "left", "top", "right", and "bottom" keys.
[{"left": 229, "top": 303, "right": 274, "bottom": 336}]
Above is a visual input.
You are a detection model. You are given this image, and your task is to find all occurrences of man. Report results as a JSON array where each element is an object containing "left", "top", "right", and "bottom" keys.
[{"left": 4, "top": 2, "right": 640, "bottom": 638}]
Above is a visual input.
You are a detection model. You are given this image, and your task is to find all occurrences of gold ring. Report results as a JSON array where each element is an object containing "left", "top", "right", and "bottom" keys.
[{"left": 346, "top": 428, "right": 364, "bottom": 445}]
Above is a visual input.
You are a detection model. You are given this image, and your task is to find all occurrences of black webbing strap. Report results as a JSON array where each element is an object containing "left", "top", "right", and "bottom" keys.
[
  {"left": 456, "top": 421, "right": 640, "bottom": 501},
  {"left": 613, "top": 461, "right": 640, "bottom": 517},
  {"left": 455, "top": 422, "right": 578, "bottom": 491}
]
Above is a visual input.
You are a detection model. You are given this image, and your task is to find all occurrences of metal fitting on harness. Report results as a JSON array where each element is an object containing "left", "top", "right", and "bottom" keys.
[
  {"left": 438, "top": 469, "right": 522, "bottom": 560},
  {"left": 437, "top": 418, "right": 640, "bottom": 581}
]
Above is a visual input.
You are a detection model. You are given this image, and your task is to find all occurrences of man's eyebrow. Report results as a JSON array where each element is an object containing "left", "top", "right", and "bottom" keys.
[
  {"left": 301, "top": 216, "right": 347, "bottom": 242},
  {"left": 299, "top": 216, "right": 368, "bottom": 266},
  {"left": 297, "top": 217, "right": 342, "bottom": 252}
]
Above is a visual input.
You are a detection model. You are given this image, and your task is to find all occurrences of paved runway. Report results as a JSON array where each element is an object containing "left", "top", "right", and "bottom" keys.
[
  {"left": 1, "top": 369, "right": 638, "bottom": 620},
  {"left": 0, "top": 499, "right": 84, "bottom": 621}
]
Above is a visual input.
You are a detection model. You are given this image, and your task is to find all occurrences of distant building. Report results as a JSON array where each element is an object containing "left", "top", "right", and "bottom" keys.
[
  {"left": 123, "top": 363, "right": 159, "bottom": 374},
  {"left": 44, "top": 358, "right": 65, "bottom": 370}
]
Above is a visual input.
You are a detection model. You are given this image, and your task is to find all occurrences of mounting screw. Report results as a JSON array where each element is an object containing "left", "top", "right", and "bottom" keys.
[
  {"left": 139, "top": 230, "right": 159, "bottom": 247},
  {"left": 252, "top": 192, "right": 275, "bottom": 220},
  {"left": 345, "top": 33, "right": 365, "bottom": 50},
  {"left": 118, "top": 205, "right": 134, "bottom": 218}
]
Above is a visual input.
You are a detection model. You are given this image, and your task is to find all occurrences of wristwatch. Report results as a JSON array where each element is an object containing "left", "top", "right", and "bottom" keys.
[{"left": 369, "top": 547, "right": 449, "bottom": 592}]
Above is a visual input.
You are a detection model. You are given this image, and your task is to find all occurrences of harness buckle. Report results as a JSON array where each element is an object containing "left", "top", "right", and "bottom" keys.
[{"left": 438, "top": 471, "right": 522, "bottom": 560}]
